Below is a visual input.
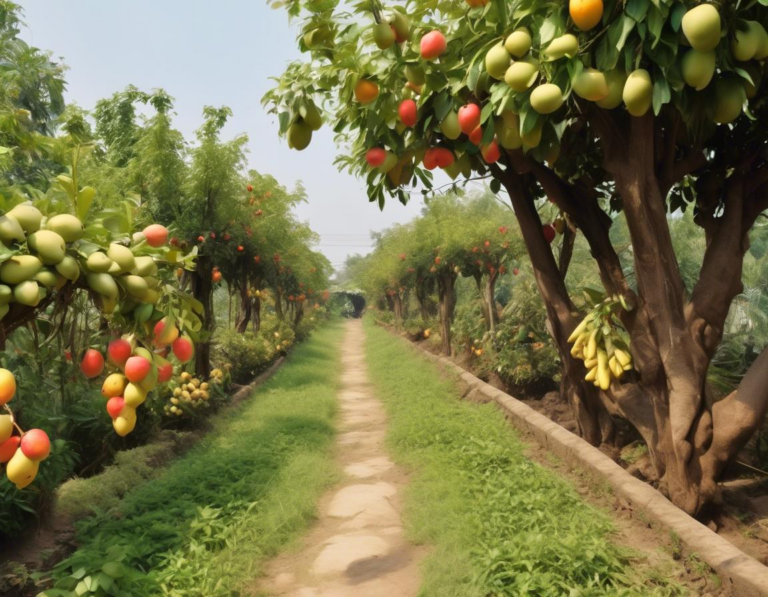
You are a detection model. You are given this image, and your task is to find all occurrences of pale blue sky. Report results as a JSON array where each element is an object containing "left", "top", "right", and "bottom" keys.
[{"left": 19, "top": 0, "right": 428, "bottom": 271}]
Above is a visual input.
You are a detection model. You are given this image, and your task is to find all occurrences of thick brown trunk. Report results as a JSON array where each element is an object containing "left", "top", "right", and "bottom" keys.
[
  {"left": 391, "top": 292, "right": 404, "bottom": 329},
  {"left": 235, "top": 271, "right": 252, "bottom": 334},
  {"left": 473, "top": 273, "right": 491, "bottom": 331},
  {"left": 191, "top": 256, "right": 214, "bottom": 377},
  {"left": 415, "top": 278, "right": 437, "bottom": 323},
  {"left": 436, "top": 272, "right": 457, "bottom": 356}
]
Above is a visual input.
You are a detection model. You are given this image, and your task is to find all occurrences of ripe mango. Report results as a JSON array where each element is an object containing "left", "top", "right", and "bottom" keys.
[
  {"left": 123, "top": 275, "right": 149, "bottom": 299},
  {"left": 440, "top": 111, "right": 461, "bottom": 139},
  {"left": 681, "top": 4, "right": 721, "bottom": 52},
  {"left": 486, "top": 43, "right": 511, "bottom": 80},
  {"left": 143, "top": 288, "right": 160, "bottom": 305},
  {"left": 573, "top": 68, "right": 609, "bottom": 101},
  {"left": 0, "top": 285, "right": 12, "bottom": 304},
  {"left": 521, "top": 119, "right": 544, "bottom": 148},
  {"left": 87, "top": 252, "right": 113, "bottom": 273},
  {"left": 55, "top": 255, "right": 80, "bottom": 281},
  {"left": 28, "top": 230, "right": 66, "bottom": 265},
  {"left": 623, "top": 69, "right": 653, "bottom": 117},
  {"left": 113, "top": 412, "right": 137, "bottom": 436},
  {"left": 7, "top": 204, "right": 42, "bottom": 233},
  {"left": 497, "top": 115, "right": 522, "bottom": 150},
  {"left": 713, "top": 78, "right": 746, "bottom": 124},
  {"left": 731, "top": 21, "right": 763, "bottom": 62},
  {"left": 6, "top": 449, "right": 39, "bottom": 489},
  {"left": 107, "top": 243, "right": 136, "bottom": 272},
  {"left": 131, "top": 256, "right": 158, "bottom": 277},
  {"left": 544, "top": 34, "right": 579, "bottom": 61},
  {"left": 505, "top": 58, "right": 539, "bottom": 92},
  {"left": 87, "top": 273, "right": 119, "bottom": 300},
  {"left": 530, "top": 84, "right": 564, "bottom": 114},
  {"left": 0, "top": 214, "right": 25, "bottom": 245},
  {"left": 102, "top": 373, "right": 127, "bottom": 398},
  {"left": 14, "top": 280, "right": 41, "bottom": 306},
  {"left": 46, "top": 214, "right": 84, "bottom": 243},
  {"left": 596, "top": 70, "right": 627, "bottom": 109},
  {"left": 0, "top": 414, "right": 12, "bottom": 443},
  {"left": 0, "top": 255, "right": 43, "bottom": 285},
  {"left": 682, "top": 49, "right": 715, "bottom": 90},
  {"left": 34, "top": 269, "right": 58, "bottom": 288},
  {"left": 287, "top": 120, "right": 312, "bottom": 151},
  {"left": 504, "top": 28, "right": 531, "bottom": 58},
  {"left": 124, "top": 383, "right": 147, "bottom": 407}
]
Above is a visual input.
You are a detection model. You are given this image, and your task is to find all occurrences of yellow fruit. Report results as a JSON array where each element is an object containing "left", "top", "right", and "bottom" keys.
[
  {"left": 180, "top": 372, "right": 192, "bottom": 381},
  {"left": 0, "top": 285, "right": 10, "bottom": 304},
  {"left": 171, "top": 397, "right": 180, "bottom": 405},
  {"left": 623, "top": 69, "right": 653, "bottom": 117},
  {"left": 731, "top": 21, "right": 761, "bottom": 62},
  {"left": 86, "top": 252, "right": 113, "bottom": 273},
  {"left": 55, "top": 255, "right": 80, "bottom": 282},
  {"left": 0, "top": 369, "right": 17, "bottom": 406},
  {"left": 682, "top": 49, "right": 716, "bottom": 90},
  {"left": 200, "top": 382, "right": 209, "bottom": 391},
  {"left": 181, "top": 390, "right": 191, "bottom": 400},
  {"left": 102, "top": 373, "right": 127, "bottom": 398},
  {"left": 530, "top": 84, "right": 564, "bottom": 114},
  {"left": 585, "top": 366, "right": 598, "bottom": 382},
  {"left": 596, "top": 69, "right": 627, "bottom": 109},
  {"left": 504, "top": 28, "right": 531, "bottom": 58},
  {"left": 14, "top": 280, "right": 41, "bottom": 306},
  {"left": 6, "top": 450, "right": 39, "bottom": 489},
  {"left": 544, "top": 34, "right": 579, "bottom": 61},
  {"left": 570, "top": 0, "right": 604, "bottom": 32},
  {"left": 681, "top": 4, "right": 721, "bottom": 52},
  {"left": 131, "top": 256, "right": 158, "bottom": 277},
  {"left": 107, "top": 243, "right": 136, "bottom": 272},
  {"left": 7, "top": 204, "right": 42, "bottom": 233},
  {"left": 123, "top": 275, "right": 149, "bottom": 299},
  {"left": 46, "top": 214, "right": 84, "bottom": 243},
  {"left": 505, "top": 59, "right": 540, "bottom": 92},
  {"left": 486, "top": 43, "right": 511, "bottom": 80},
  {"left": 173, "top": 387, "right": 182, "bottom": 398},
  {"left": 597, "top": 350, "right": 611, "bottom": 391},
  {"left": 0, "top": 414, "right": 13, "bottom": 443},
  {"left": 0, "top": 214, "right": 25, "bottom": 245},
  {"left": 0, "top": 255, "right": 42, "bottom": 285},
  {"left": 521, "top": 119, "right": 543, "bottom": 148},
  {"left": 113, "top": 411, "right": 136, "bottom": 436},
  {"left": 124, "top": 383, "right": 148, "bottom": 407},
  {"left": 34, "top": 269, "right": 58, "bottom": 288},
  {"left": 87, "top": 273, "right": 118, "bottom": 299},
  {"left": 440, "top": 111, "right": 461, "bottom": 140},
  {"left": 497, "top": 117, "right": 522, "bottom": 149},
  {"left": 28, "top": 230, "right": 66, "bottom": 265},
  {"left": 573, "top": 68, "right": 609, "bottom": 101},
  {"left": 354, "top": 79, "right": 379, "bottom": 104},
  {"left": 713, "top": 78, "right": 746, "bottom": 124}
]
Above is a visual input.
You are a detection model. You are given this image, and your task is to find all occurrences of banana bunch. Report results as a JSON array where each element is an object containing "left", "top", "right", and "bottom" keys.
[{"left": 567, "top": 299, "right": 634, "bottom": 391}]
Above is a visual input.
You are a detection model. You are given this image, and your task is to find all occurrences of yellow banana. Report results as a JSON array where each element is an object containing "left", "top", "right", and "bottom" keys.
[
  {"left": 609, "top": 356, "right": 624, "bottom": 379},
  {"left": 585, "top": 366, "right": 598, "bottom": 382},
  {"left": 597, "top": 350, "right": 611, "bottom": 391},
  {"left": 567, "top": 318, "right": 590, "bottom": 343},
  {"left": 584, "top": 357, "right": 597, "bottom": 369},
  {"left": 623, "top": 363, "right": 633, "bottom": 371},
  {"left": 586, "top": 329, "right": 598, "bottom": 360},
  {"left": 614, "top": 348, "right": 631, "bottom": 368}
]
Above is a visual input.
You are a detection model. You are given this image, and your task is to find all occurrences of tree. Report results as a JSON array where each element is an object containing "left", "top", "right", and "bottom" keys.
[{"left": 266, "top": 0, "right": 768, "bottom": 516}]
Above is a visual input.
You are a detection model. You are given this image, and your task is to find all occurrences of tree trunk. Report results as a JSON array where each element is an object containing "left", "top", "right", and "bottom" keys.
[
  {"left": 274, "top": 287, "right": 284, "bottom": 320},
  {"left": 473, "top": 273, "right": 491, "bottom": 331},
  {"left": 415, "top": 278, "right": 437, "bottom": 323},
  {"left": 391, "top": 292, "right": 404, "bottom": 329},
  {"left": 235, "top": 272, "right": 252, "bottom": 334},
  {"left": 436, "top": 272, "right": 457, "bottom": 356},
  {"left": 191, "top": 255, "right": 214, "bottom": 377}
]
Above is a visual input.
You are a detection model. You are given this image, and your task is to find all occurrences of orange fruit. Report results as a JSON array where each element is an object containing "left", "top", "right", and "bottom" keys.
[
  {"left": 570, "top": 0, "right": 603, "bottom": 32},
  {"left": 354, "top": 79, "right": 379, "bottom": 104},
  {"left": 465, "top": 0, "right": 489, "bottom": 6}
]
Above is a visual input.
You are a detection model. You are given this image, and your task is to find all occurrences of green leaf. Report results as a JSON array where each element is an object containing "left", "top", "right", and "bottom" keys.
[
  {"left": 626, "top": 0, "right": 650, "bottom": 22},
  {"left": 652, "top": 76, "right": 670, "bottom": 115},
  {"left": 0, "top": 146, "right": 12, "bottom": 154},
  {"left": 77, "top": 186, "right": 96, "bottom": 221},
  {"left": 669, "top": 2, "right": 686, "bottom": 31},
  {"left": 490, "top": 179, "right": 501, "bottom": 194}
]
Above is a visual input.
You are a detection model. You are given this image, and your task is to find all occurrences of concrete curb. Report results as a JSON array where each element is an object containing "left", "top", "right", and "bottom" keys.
[
  {"left": 401, "top": 335, "right": 768, "bottom": 597},
  {"left": 230, "top": 356, "right": 287, "bottom": 405}
]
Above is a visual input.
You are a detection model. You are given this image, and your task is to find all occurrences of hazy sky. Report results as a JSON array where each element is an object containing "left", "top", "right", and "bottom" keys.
[{"left": 19, "top": 0, "right": 429, "bottom": 272}]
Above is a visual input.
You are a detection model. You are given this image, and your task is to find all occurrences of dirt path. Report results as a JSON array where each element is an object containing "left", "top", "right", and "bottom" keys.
[{"left": 258, "top": 320, "right": 425, "bottom": 597}]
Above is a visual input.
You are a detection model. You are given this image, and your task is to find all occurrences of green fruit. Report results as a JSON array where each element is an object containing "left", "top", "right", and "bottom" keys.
[
  {"left": 505, "top": 59, "right": 540, "bottom": 92},
  {"left": 0, "top": 214, "right": 25, "bottom": 245},
  {"left": 55, "top": 255, "right": 80, "bottom": 281},
  {"left": 87, "top": 273, "right": 119, "bottom": 299},
  {"left": 623, "top": 69, "right": 653, "bottom": 117},
  {"left": 504, "top": 28, "right": 531, "bottom": 58},
  {"left": 496, "top": 117, "right": 522, "bottom": 149},
  {"left": 46, "top": 214, "right": 84, "bottom": 243},
  {"left": 573, "top": 68, "right": 609, "bottom": 101},
  {"left": 713, "top": 78, "right": 746, "bottom": 124},
  {"left": 138, "top": 364, "right": 159, "bottom": 393},
  {"left": 754, "top": 22, "right": 768, "bottom": 60},
  {"left": 14, "top": 280, "right": 41, "bottom": 306},
  {"left": 380, "top": 152, "right": 398, "bottom": 173},
  {"left": 303, "top": 102, "right": 323, "bottom": 131},
  {"left": 474, "top": 71, "right": 491, "bottom": 99},
  {"left": 521, "top": 120, "right": 544, "bottom": 148},
  {"left": 372, "top": 22, "right": 395, "bottom": 50},
  {"left": 530, "top": 84, "right": 564, "bottom": 114},
  {"left": 682, "top": 49, "right": 716, "bottom": 90},
  {"left": 0, "top": 303, "right": 8, "bottom": 321},
  {"left": 596, "top": 70, "right": 627, "bottom": 109},
  {"left": 0, "top": 285, "right": 12, "bottom": 304},
  {"left": 131, "top": 256, "right": 158, "bottom": 277},
  {"left": 544, "top": 34, "right": 579, "bottom": 61},
  {"left": 0, "top": 255, "right": 43, "bottom": 284},
  {"left": 731, "top": 21, "right": 761, "bottom": 62},
  {"left": 108, "top": 260, "right": 122, "bottom": 275},
  {"left": 34, "top": 269, "right": 58, "bottom": 288},
  {"left": 87, "top": 252, "right": 114, "bottom": 273},
  {"left": 107, "top": 243, "right": 136, "bottom": 272},
  {"left": 444, "top": 160, "right": 462, "bottom": 180},
  {"left": 287, "top": 120, "right": 312, "bottom": 151},
  {"left": 681, "top": 4, "right": 721, "bottom": 52},
  {"left": 486, "top": 43, "right": 511, "bottom": 80},
  {"left": 28, "top": 230, "right": 66, "bottom": 265},
  {"left": 303, "top": 26, "right": 332, "bottom": 48},
  {"left": 457, "top": 153, "right": 472, "bottom": 178},
  {"left": 134, "top": 302, "right": 154, "bottom": 324},
  {"left": 440, "top": 112, "right": 461, "bottom": 140},
  {"left": 404, "top": 64, "right": 426, "bottom": 86},
  {"left": 390, "top": 11, "right": 410, "bottom": 41},
  {"left": 123, "top": 275, "right": 149, "bottom": 299},
  {"left": 7, "top": 204, "right": 42, "bottom": 233}
]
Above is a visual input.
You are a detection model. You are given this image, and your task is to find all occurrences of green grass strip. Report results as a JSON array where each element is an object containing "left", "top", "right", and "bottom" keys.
[
  {"left": 42, "top": 322, "right": 344, "bottom": 597},
  {"left": 364, "top": 321, "right": 686, "bottom": 597}
]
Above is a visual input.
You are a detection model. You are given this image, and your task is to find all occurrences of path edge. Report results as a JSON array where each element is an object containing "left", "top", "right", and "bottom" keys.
[{"left": 391, "top": 330, "right": 768, "bottom": 597}]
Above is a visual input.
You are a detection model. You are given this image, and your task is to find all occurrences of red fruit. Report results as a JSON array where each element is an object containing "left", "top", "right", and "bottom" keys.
[
  {"left": 106, "top": 397, "right": 125, "bottom": 419},
  {"left": 223, "top": 233, "right": 231, "bottom": 241},
  {"left": 366, "top": 148, "right": 387, "bottom": 168},
  {"left": 0, "top": 436, "right": 20, "bottom": 463},
  {"left": 254, "top": 256, "right": 261, "bottom": 264},
  {"left": 170, "top": 237, "right": 179, "bottom": 246},
  {"left": 237, "top": 246, "right": 244, "bottom": 252},
  {"left": 484, "top": 240, "right": 491, "bottom": 247},
  {"left": 64, "top": 350, "right": 72, "bottom": 362},
  {"left": 81, "top": 349, "right": 105, "bottom": 379},
  {"left": 400, "top": 253, "right": 406, "bottom": 261},
  {"left": 247, "top": 184, "right": 254, "bottom": 192},
  {"left": 513, "top": 267, "right": 520, "bottom": 275},
  {"left": 158, "top": 363, "right": 174, "bottom": 383},
  {"left": 543, "top": 223, "right": 557, "bottom": 244},
  {"left": 433, "top": 148, "right": 454, "bottom": 168},
  {"left": 420, "top": 30, "right": 447, "bottom": 60},
  {"left": 197, "top": 235, "right": 205, "bottom": 243},
  {"left": 212, "top": 271, "right": 222, "bottom": 283},
  {"left": 124, "top": 356, "right": 151, "bottom": 383},
  {"left": 482, "top": 140, "right": 501, "bottom": 163},
  {"left": 458, "top": 104, "right": 481, "bottom": 135},
  {"left": 20, "top": 429, "right": 50, "bottom": 461},
  {"left": 469, "top": 126, "right": 483, "bottom": 146},
  {"left": 398, "top": 99, "right": 418, "bottom": 127},
  {"left": 209, "top": 232, "right": 216, "bottom": 239},
  {"left": 435, "top": 256, "right": 442, "bottom": 265},
  {"left": 154, "top": 319, "right": 179, "bottom": 347},
  {"left": 172, "top": 337, "right": 194, "bottom": 363},
  {"left": 143, "top": 224, "right": 168, "bottom": 248},
  {"left": 108, "top": 339, "right": 132, "bottom": 368},
  {"left": 423, "top": 149, "right": 439, "bottom": 171},
  {"left": 499, "top": 226, "right": 508, "bottom": 235}
]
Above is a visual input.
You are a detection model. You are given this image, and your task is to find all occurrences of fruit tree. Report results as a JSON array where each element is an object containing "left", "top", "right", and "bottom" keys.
[{"left": 265, "top": 0, "right": 768, "bottom": 516}]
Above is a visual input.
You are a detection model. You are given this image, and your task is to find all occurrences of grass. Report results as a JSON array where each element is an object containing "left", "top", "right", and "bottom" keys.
[
  {"left": 364, "top": 320, "right": 686, "bottom": 597},
  {"left": 41, "top": 322, "right": 344, "bottom": 597}
]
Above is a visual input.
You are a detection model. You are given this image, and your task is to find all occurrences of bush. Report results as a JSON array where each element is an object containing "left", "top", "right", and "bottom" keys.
[{"left": 213, "top": 329, "right": 278, "bottom": 384}]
